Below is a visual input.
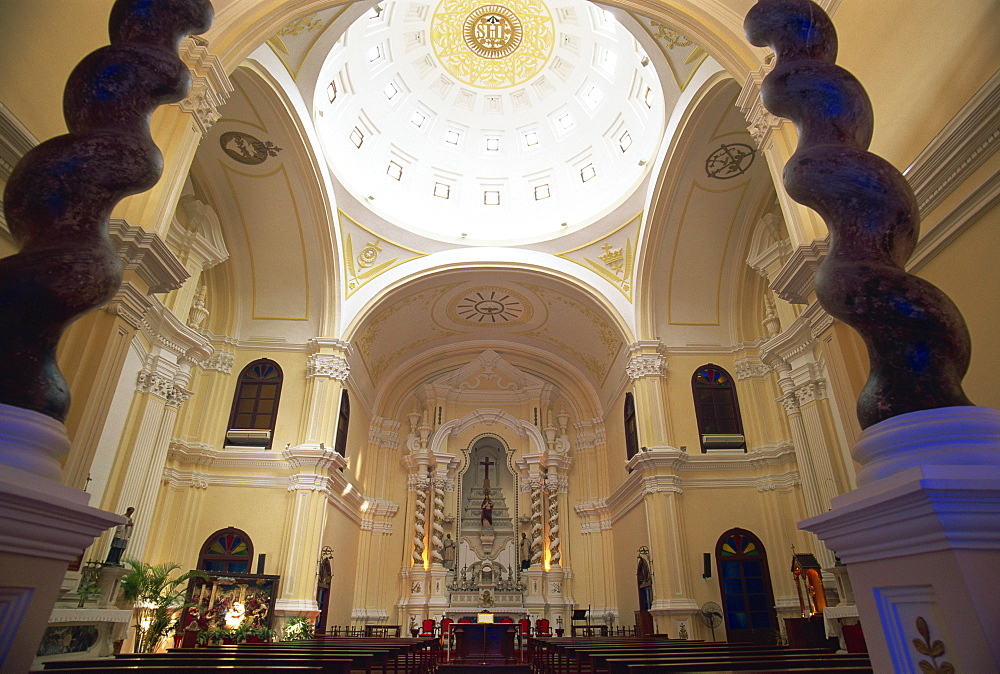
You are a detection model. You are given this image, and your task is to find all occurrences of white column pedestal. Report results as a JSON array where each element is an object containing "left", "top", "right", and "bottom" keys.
[
  {"left": 800, "top": 406, "right": 1000, "bottom": 673},
  {"left": 0, "top": 404, "right": 124, "bottom": 673}
]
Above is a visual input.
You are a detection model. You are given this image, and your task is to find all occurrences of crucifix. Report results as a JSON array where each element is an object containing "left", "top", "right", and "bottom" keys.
[{"left": 480, "top": 456, "right": 495, "bottom": 489}]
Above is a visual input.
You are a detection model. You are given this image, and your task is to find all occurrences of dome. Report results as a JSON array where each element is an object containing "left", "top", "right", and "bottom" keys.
[{"left": 314, "top": 0, "right": 666, "bottom": 245}]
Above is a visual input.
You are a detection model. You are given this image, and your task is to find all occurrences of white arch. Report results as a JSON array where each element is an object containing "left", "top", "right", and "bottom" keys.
[{"left": 428, "top": 408, "right": 547, "bottom": 455}]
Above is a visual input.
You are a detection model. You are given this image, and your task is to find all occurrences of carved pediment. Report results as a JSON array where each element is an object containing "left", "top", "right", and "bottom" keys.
[{"left": 429, "top": 349, "right": 548, "bottom": 400}]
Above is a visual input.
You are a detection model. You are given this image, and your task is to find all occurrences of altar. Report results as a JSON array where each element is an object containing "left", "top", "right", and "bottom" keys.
[{"left": 452, "top": 622, "right": 517, "bottom": 665}]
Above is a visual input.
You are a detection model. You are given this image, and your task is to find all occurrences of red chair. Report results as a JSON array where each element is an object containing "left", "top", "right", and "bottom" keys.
[
  {"left": 499, "top": 617, "right": 513, "bottom": 623},
  {"left": 518, "top": 618, "right": 531, "bottom": 650},
  {"left": 458, "top": 617, "right": 473, "bottom": 623},
  {"left": 420, "top": 618, "right": 436, "bottom": 637},
  {"left": 441, "top": 618, "right": 454, "bottom": 635},
  {"left": 536, "top": 618, "right": 551, "bottom": 636}
]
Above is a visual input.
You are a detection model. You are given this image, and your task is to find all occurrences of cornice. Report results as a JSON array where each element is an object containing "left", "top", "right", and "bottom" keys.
[
  {"left": 769, "top": 238, "right": 829, "bottom": 304},
  {"left": 108, "top": 219, "right": 189, "bottom": 294},
  {"left": 176, "top": 35, "right": 233, "bottom": 135},
  {"left": 905, "top": 69, "right": 1000, "bottom": 218},
  {"left": 141, "top": 296, "right": 214, "bottom": 364},
  {"left": 759, "top": 306, "right": 817, "bottom": 368},
  {"left": 0, "top": 102, "right": 37, "bottom": 186}
]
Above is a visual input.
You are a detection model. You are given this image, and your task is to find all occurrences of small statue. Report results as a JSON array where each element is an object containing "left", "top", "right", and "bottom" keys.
[
  {"left": 105, "top": 506, "right": 135, "bottom": 566},
  {"left": 442, "top": 534, "right": 456, "bottom": 570},
  {"left": 519, "top": 532, "right": 531, "bottom": 569}
]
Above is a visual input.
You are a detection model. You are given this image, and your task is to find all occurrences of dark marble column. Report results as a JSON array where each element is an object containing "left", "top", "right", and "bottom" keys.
[
  {"left": 744, "top": 0, "right": 974, "bottom": 429},
  {"left": 0, "top": 0, "right": 213, "bottom": 422}
]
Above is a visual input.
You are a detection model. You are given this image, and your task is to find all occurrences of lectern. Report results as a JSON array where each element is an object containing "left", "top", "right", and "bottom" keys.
[{"left": 452, "top": 623, "right": 516, "bottom": 665}]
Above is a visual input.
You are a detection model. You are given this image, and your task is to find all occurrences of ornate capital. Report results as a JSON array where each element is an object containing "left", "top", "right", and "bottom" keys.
[
  {"left": 306, "top": 353, "right": 350, "bottom": 380},
  {"left": 176, "top": 36, "right": 233, "bottom": 135},
  {"left": 777, "top": 392, "right": 800, "bottom": 416},
  {"left": 201, "top": 348, "right": 234, "bottom": 374},
  {"left": 626, "top": 341, "right": 668, "bottom": 380},
  {"left": 737, "top": 57, "right": 784, "bottom": 148},
  {"left": 734, "top": 356, "right": 770, "bottom": 380}
]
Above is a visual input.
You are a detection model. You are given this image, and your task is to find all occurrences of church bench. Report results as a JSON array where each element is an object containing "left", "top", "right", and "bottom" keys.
[
  {"left": 45, "top": 655, "right": 351, "bottom": 673},
  {"left": 603, "top": 654, "right": 873, "bottom": 674},
  {"left": 40, "top": 666, "right": 326, "bottom": 673},
  {"left": 550, "top": 646, "right": 836, "bottom": 674},
  {"left": 188, "top": 640, "right": 435, "bottom": 673},
  {"left": 573, "top": 646, "right": 835, "bottom": 673}
]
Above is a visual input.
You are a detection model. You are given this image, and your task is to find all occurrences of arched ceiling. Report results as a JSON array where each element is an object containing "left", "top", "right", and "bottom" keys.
[
  {"left": 344, "top": 267, "right": 632, "bottom": 409},
  {"left": 184, "top": 0, "right": 778, "bottom": 409}
]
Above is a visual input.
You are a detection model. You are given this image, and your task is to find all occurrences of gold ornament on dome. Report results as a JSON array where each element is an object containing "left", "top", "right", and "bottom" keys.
[
  {"left": 431, "top": 0, "right": 554, "bottom": 89},
  {"left": 464, "top": 6, "right": 522, "bottom": 59}
]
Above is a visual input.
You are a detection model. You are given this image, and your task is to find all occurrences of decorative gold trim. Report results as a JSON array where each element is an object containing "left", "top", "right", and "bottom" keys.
[
  {"left": 339, "top": 210, "right": 427, "bottom": 299},
  {"left": 431, "top": 0, "right": 554, "bottom": 89},
  {"left": 556, "top": 212, "right": 642, "bottom": 302},
  {"left": 912, "top": 616, "right": 953, "bottom": 674},
  {"left": 628, "top": 13, "right": 708, "bottom": 92}
]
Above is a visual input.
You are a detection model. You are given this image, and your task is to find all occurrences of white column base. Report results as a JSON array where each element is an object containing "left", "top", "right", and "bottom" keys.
[
  {"left": 800, "top": 406, "right": 1000, "bottom": 673},
  {"left": 0, "top": 404, "right": 124, "bottom": 673}
]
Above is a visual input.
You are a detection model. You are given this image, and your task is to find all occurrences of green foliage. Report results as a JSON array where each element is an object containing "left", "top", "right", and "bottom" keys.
[
  {"left": 76, "top": 579, "right": 101, "bottom": 604},
  {"left": 283, "top": 615, "right": 314, "bottom": 640},
  {"left": 119, "top": 558, "right": 207, "bottom": 653}
]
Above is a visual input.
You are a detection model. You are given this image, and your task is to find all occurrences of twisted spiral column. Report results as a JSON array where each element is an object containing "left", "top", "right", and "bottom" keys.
[
  {"left": 744, "top": 0, "right": 972, "bottom": 429},
  {"left": 0, "top": 0, "right": 214, "bottom": 421},
  {"left": 429, "top": 479, "right": 445, "bottom": 565},
  {"left": 547, "top": 490, "right": 561, "bottom": 566},
  {"left": 530, "top": 482, "right": 544, "bottom": 566},
  {"left": 412, "top": 485, "right": 427, "bottom": 565}
]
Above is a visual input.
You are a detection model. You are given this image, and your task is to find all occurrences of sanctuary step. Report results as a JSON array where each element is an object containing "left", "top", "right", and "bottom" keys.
[{"left": 438, "top": 666, "right": 530, "bottom": 674}]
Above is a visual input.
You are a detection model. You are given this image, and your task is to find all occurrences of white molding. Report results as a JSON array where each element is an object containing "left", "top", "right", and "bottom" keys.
[
  {"left": 908, "top": 170, "right": 1000, "bottom": 273},
  {"left": 108, "top": 219, "right": 189, "bottom": 294},
  {"left": 905, "top": 69, "right": 1000, "bottom": 219}
]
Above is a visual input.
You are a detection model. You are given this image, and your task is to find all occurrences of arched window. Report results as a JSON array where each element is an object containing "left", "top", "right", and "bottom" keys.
[
  {"left": 692, "top": 365, "right": 746, "bottom": 452},
  {"left": 715, "top": 528, "right": 777, "bottom": 643},
  {"left": 624, "top": 392, "right": 639, "bottom": 461},
  {"left": 333, "top": 390, "right": 350, "bottom": 458},
  {"left": 199, "top": 527, "right": 254, "bottom": 573},
  {"left": 226, "top": 359, "right": 282, "bottom": 449}
]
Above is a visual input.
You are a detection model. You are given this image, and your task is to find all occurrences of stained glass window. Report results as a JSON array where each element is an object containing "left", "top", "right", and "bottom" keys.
[
  {"left": 692, "top": 364, "right": 745, "bottom": 452},
  {"left": 199, "top": 528, "right": 253, "bottom": 573},
  {"left": 227, "top": 359, "right": 282, "bottom": 448},
  {"left": 715, "top": 528, "right": 775, "bottom": 641}
]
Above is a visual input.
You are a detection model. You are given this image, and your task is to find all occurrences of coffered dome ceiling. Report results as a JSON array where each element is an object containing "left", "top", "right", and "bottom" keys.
[{"left": 313, "top": 0, "right": 667, "bottom": 244}]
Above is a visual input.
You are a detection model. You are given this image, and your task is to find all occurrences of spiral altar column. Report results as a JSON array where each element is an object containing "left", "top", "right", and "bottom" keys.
[{"left": 744, "top": 1, "right": 1000, "bottom": 670}]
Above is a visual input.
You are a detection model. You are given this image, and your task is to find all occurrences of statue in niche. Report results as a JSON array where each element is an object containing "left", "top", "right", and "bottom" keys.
[
  {"left": 442, "top": 534, "right": 456, "bottom": 570},
  {"left": 520, "top": 533, "right": 531, "bottom": 569},
  {"left": 480, "top": 492, "right": 494, "bottom": 528}
]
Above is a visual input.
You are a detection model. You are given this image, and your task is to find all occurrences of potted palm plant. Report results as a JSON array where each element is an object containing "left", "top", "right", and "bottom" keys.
[
  {"left": 283, "top": 616, "right": 314, "bottom": 640},
  {"left": 119, "top": 558, "right": 206, "bottom": 653}
]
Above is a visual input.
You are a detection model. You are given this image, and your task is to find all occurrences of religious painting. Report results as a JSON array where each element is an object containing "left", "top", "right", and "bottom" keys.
[{"left": 183, "top": 571, "right": 279, "bottom": 634}]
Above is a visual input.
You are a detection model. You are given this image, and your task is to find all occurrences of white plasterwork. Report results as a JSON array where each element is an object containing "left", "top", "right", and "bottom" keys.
[
  {"left": 428, "top": 408, "right": 546, "bottom": 455},
  {"left": 176, "top": 36, "right": 234, "bottom": 135},
  {"left": 306, "top": 353, "right": 350, "bottom": 380}
]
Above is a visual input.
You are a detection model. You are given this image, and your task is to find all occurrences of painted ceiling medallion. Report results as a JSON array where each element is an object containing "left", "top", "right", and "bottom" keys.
[
  {"left": 447, "top": 287, "right": 533, "bottom": 325},
  {"left": 219, "top": 131, "right": 282, "bottom": 165},
  {"left": 431, "top": 0, "right": 554, "bottom": 88},
  {"left": 464, "top": 6, "right": 522, "bottom": 59}
]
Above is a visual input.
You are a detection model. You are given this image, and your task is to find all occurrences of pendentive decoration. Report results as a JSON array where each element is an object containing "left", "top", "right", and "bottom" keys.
[
  {"left": 0, "top": 0, "right": 214, "bottom": 421},
  {"left": 744, "top": 0, "right": 973, "bottom": 428}
]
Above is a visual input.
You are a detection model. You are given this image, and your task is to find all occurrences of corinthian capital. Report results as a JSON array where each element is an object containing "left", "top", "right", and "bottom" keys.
[
  {"left": 307, "top": 353, "right": 350, "bottom": 380},
  {"left": 626, "top": 341, "right": 668, "bottom": 380}
]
